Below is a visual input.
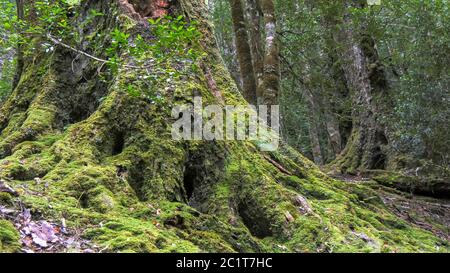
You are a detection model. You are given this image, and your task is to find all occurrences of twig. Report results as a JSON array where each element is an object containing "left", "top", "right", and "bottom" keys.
[
  {"left": 46, "top": 34, "right": 156, "bottom": 70},
  {"left": 47, "top": 34, "right": 108, "bottom": 64},
  {"left": 263, "top": 155, "right": 293, "bottom": 176}
]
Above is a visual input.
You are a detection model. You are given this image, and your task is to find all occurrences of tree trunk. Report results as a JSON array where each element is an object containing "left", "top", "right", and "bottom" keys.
[
  {"left": 0, "top": 0, "right": 444, "bottom": 253},
  {"left": 308, "top": 115, "right": 323, "bottom": 165},
  {"left": 325, "top": 113, "right": 342, "bottom": 157},
  {"left": 229, "top": 0, "right": 257, "bottom": 104},
  {"left": 259, "top": 0, "right": 280, "bottom": 106},
  {"left": 328, "top": 0, "right": 389, "bottom": 174},
  {"left": 12, "top": 0, "right": 24, "bottom": 89},
  {"left": 302, "top": 62, "right": 324, "bottom": 165},
  {"left": 228, "top": 0, "right": 280, "bottom": 106},
  {"left": 245, "top": 0, "right": 264, "bottom": 102}
]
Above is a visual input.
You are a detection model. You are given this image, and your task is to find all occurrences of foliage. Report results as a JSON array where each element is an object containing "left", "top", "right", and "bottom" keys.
[
  {"left": 210, "top": 0, "right": 450, "bottom": 168},
  {"left": 106, "top": 15, "right": 202, "bottom": 70},
  {"left": 0, "top": 0, "right": 16, "bottom": 103},
  {"left": 149, "top": 15, "right": 202, "bottom": 61},
  {"left": 0, "top": 0, "right": 203, "bottom": 104},
  {"left": 105, "top": 15, "right": 203, "bottom": 100}
]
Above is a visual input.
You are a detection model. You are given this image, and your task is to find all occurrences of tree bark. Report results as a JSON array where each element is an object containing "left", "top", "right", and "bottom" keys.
[
  {"left": 12, "top": 0, "right": 24, "bottom": 90},
  {"left": 325, "top": 113, "right": 342, "bottom": 157},
  {"left": 308, "top": 112, "right": 323, "bottom": 165},
  {"left": 229, "top": 0, "right": 257, "bottom": 104},
  {"left": 327, "top": 0, "right": 389, "bottom": 174},
  {"left": 245, "top": 0, "right": 264, "bottom": 102},
  {"left": 259, "top": 0, "right": 280, "bottom": 106}
]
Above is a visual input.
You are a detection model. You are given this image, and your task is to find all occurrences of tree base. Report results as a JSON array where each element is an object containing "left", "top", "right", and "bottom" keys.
[{"left": 0, "top": 0, "right": 448, "bottom": 253}]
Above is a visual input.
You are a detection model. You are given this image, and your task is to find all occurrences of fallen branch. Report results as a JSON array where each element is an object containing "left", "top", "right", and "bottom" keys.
[{"left": 263, "top": 155, "right": 293, "bottom": 176}]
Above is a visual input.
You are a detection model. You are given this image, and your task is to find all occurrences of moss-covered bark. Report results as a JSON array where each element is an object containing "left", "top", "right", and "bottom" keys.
[
  {"left": 0, "top": 0, "right": 448, "bottom": 253},
  {"left": 320, "top": 1, "right": 450, "bottom": 198},
  {"left": 322, "top": 0, "right": 389, "bottom": 175}
]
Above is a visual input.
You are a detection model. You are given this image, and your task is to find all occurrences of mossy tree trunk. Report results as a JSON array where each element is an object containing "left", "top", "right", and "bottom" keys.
[
  {"left": 0, "top": 0, "right": 447, "bottom": 253},
  {"left": 326, "top": 0, "right": 390, "bottom": 174}
]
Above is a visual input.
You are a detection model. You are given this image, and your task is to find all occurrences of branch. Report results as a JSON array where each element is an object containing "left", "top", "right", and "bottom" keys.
[
  {"left": 263, "top": 155, "right": 293, "bottom": 176},
  {"left": 47, "top": 34, "right": 108, "bottom": 63},
  {"left": 46, "top": 34, "right": 155, "bottom": 70}
]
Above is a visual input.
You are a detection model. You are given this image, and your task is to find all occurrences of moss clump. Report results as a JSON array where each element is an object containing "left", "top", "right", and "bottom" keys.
[
  {"left": 0, "top": 220, "right": 21, "bottom": 253},
  {"left": 370, "top": 170, "right": 450, "bottom": 198},
  {"left": 0, "top": 192, "right": 14, "bottom": 206}
]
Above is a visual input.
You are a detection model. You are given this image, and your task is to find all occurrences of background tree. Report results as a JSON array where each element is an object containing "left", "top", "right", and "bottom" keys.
[
  {"left": 210, "top": 0, "right": 450, "bottom": 194},
  {"left": 227, "top": 0, "right": 280, "bottom": 105}
]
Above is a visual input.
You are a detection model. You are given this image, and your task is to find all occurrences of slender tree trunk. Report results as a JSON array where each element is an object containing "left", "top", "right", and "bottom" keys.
[
  {"left": 209, "top": 0, "right": 241, "bottom": 86},
  {"left": 301, "top": 60, "right": 324, "bottom": 165},
  {"left": 325, "top": 113, "right": 342, "bottom": 156},
  {"left": 259, "top": 0, "right": 280, "bottom": 106},
  {"left": 245, "top": 0, "right": 264, "bottom": 102},
  {"left": 229, "top": 0, "right": 257, "bottom": 104},
  {"left": 12, "top": 0, "right": 24, "bottom": 89},
  {"left": 307, "top": 106, "right": 323, "bottom": 165}
]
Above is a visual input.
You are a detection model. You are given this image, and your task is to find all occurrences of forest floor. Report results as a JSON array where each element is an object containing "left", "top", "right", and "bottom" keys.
[
  {"left": 332, "top": 174, "right": 450, "bottom": 243},
  {"left": 2, "top": 174, "right": 449, "bottom": 253},
  {"left": 1, "top": 180, "right": 100, "bottom": 253}
]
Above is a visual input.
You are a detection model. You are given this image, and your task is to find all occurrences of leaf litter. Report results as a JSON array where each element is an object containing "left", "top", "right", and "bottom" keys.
[{"left": 1, "top": 202, "right": 100, "bottom": 253}]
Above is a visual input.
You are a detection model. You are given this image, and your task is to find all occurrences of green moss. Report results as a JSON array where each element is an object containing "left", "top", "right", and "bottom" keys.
[
  {"left": 118, "top": 14, "right": 137, "bottom": 31},
  {"left": 0, "top": 192, "right": 14, "bottom": 206},
  {"left": 0, "top": 220, "right": 21, "bottom": 253},
  {"left": 0, "top": 3, "right": 447, "bottom": 253},
  {"left": 328, "top": 129, "right": 362, "bottom": 174},
  {"left": 2, "top": 85, "right": 447, "bottom": 253}
]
